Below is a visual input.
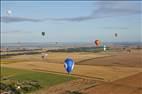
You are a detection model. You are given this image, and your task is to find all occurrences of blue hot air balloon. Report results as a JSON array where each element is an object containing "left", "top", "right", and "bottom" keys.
[{"left": 64, "top": 58, "right": 74, "bottom": 74}]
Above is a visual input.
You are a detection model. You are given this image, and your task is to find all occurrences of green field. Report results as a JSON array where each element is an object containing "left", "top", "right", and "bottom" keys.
[{"left": 1, "top": 67, "right": 76, "bottom": 90}]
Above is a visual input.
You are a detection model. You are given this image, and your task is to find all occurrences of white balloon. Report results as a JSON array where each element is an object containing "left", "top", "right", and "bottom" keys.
[
  {"left": 104, "top": 45, "right": 106, "bottom": 51},
  {"left": 7, "top": 10, "right": 12, "bottom": 15}
]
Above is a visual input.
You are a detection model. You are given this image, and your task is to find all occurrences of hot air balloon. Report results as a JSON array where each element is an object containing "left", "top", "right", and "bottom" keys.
[
  {"left": 94, "top": 40, "right": 101, "bottom": 47},
  {"left": 7, "top": 10, "right": 12, "bottom": 16},
  {"left": 115, "top": 33, "right": 118, "bottom": 37},
  {"left": 41, "top": 32, "right": 45, "bottom": 36},
  {"left": 104, "top": 45, "right": 106, "bottom": 51},
  {"left": 64, "top": 58, "right": 74, "bottom": 74}
]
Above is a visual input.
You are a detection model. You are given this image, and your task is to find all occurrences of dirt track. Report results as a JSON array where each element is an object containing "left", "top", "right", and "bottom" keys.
[{"left": 34, "top": 79, "right": 98, "bottom": 94}]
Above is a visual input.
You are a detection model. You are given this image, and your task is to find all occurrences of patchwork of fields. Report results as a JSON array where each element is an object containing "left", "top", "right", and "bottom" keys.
[{"left": 1, "top": 49, "right": 142, "bottom": 94}]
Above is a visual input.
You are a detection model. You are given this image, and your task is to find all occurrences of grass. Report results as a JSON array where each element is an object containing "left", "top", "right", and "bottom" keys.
[
  {"left": 0, "top": 57, "right": 46, "bottom": 64},
  {"left": 1, "top": 67, "right": 76, "bottom": 87},
  {"left": 0, "top": 59, "right": 41, "bottom": 64},
  {"left": 1, "top": 59, "right": 29, "bottom": 64}
]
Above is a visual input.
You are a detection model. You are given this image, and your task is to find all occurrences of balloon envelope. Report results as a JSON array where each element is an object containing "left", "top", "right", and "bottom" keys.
[
  {"left": 95, "top": 40, "right": 100, "bottom": 46},
  {"left": 42, "top": 32, "right": 45, "bottom": 36},
  {"left": 7, "top": 10, "right": 12, "bottom": 15},
  {"left": 115, "top": 33, "right": 118, "bottom": 37},
  {"left": 64, "top": 58, "right": 74, "bottom": 73},
  {"left": 104, "top": 45, "right": 106, "bottom": 51}
]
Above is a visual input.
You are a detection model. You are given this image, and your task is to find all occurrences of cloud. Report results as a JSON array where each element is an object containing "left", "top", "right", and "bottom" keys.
[
  {"left": 1, "top": 16, "right": 42, "bottom": 23},
  {"left": 1, "top": 30, "right": 29, "bottom": 34},
  {"left": 93, "top": 1, "right": 141, "bottom": 16},
  {"left": 1, "top": 30, "right": 20, "bottom": 33},
  {"left": 1, "top": 1, "right": 141, "bottom": 23},
  {"left": 49, "top": 1, "right": 141, "bottom": 22},
  {"left": 102, "top": 27, "right": 129, "bottom": 30},
  {"left": 47, "top": 16, "right": 94, "bottom": 22}
]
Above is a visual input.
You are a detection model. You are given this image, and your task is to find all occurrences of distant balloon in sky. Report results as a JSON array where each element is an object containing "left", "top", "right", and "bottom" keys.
[
  {"left": 64, "top": 58, "right": 74, "bottom": 74},
  {"left": 115, "top": 33, "right": 118, "bottom": 37},
  {"left": 7, "top": 10, "right": 12, "bottom": 16},
  {"left": 41, "top": 32, "right": 45, "bottom": 36},
  {"left": 94, "top": 40, "right": 101, "bottom": 47}
]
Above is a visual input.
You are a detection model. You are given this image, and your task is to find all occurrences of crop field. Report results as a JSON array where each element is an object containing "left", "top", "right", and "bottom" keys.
[{"left": 1, "top": 49, "right": 142, "bottom": 94}]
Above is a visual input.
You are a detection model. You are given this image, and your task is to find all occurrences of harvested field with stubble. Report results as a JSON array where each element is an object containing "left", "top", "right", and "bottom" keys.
[
  {"left": 83, "top": 72, "right": 142, "bottom": 94},
  {"left": 77, "top": 50, "right": 142, "bottom": 68},
  {"left": 1, "top": 52, "right": 109, "bottom": 64}
]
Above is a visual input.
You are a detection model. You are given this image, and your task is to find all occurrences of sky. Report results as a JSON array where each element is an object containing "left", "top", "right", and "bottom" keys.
[{"left": 1, "top": 1, "right": 142, "bottom": 43}]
